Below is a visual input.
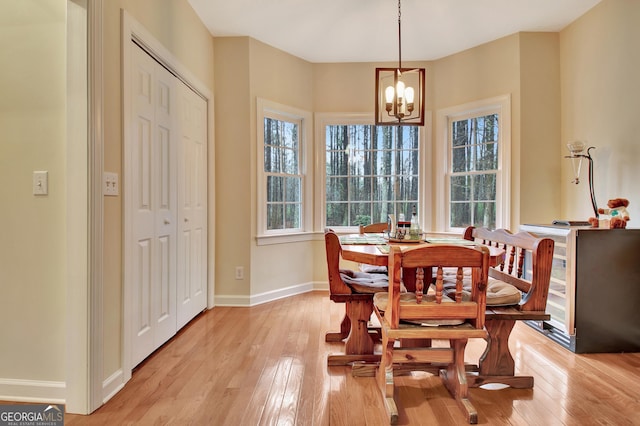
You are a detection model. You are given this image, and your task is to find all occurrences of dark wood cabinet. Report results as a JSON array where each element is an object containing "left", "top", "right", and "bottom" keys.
[{"left": 521, "top": 225, "right": 640, "bottom": 353}]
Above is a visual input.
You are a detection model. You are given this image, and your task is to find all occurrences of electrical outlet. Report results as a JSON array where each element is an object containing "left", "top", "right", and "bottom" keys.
[
  {"left": 33, "top": 171, "right": 48, "bottom": 195},
  {"left": 235, "top": 266, "right": 244, "bottom": 280},
  {"left": 104, "top": 172, "right": 119, "bottom": 196}
]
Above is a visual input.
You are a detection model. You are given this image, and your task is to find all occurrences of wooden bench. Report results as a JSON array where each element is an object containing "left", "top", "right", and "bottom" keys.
[
  {"left": 324, "top": 230, "right": 387, "bottom": 365},
  {"left": 462, "top": 226, "right": 555, "bottom": 389}
]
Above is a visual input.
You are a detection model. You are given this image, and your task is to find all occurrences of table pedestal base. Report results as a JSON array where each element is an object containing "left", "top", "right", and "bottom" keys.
[{"left": 327, "top": 295, "right": 382, "bottom": 365}]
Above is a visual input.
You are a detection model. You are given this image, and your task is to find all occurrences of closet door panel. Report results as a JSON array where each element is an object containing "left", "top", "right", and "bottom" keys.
[
  {"left": 130, "top": 43, "right": 178, "bottom": 366},
  {"left": 151, "top": 63, "right": 178, "bottom": 348},
  {"left": 130, "top": 46, "right": 157, "bottom": 364},
  {"left": 176, "top": 81, "right": 208, "bottom": 329}
]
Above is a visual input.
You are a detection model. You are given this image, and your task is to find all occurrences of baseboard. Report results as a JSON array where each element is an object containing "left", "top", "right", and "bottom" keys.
[
  {"left": 0, "top": 378, "right": 65, "bottom": 404},
  {"left": 313, "top": 281, "right": 329, "bottom": 292},
  {"left": 214, "top": 281, "right": 328, "bottom": 307},
  {"left": 102, "top": 369, "right": 125, "bottom": 405}
]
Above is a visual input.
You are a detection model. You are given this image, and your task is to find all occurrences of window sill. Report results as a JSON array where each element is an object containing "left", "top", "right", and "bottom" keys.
[{"left": 256, "top": 231, "right": 322, "bottom": 246}]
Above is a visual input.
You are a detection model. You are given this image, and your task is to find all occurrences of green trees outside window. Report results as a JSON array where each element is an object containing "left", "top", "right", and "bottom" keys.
[
  {"left": 264, "top": 117, "right": 302, "bottom": 230},
  {"left": 325, "top": 125, "right": 419, "bottom": 227},
  {"left": 450, "top": 114, "right": 498, "bottom": 229}
]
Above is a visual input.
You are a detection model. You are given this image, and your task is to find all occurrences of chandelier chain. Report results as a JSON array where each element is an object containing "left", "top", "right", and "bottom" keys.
[{"left": 397, "top": 0, "right": 402, "bottom": 69}]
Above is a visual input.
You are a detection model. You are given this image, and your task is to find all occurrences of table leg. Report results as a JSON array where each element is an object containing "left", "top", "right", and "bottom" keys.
[
  {"left": 325, "top": 313, "right": 350, "bottom": 342},
  {"left": 327, "top": 298, "right": 381, "bottom": 366},
  {"left": 402, "top": 267, "right": 417, "bottom": 292},
  {"left": 469, "top": 318, "right": 534, "bottom": 389},
  {"left": 345, "top": 298, "right": 375, "bottom": 355},
  {"left": 402, "top": 266, "right": 433, "bottom": 293},
  {"left": 480, "top": 318, "right": 515, "bottom": 376}
]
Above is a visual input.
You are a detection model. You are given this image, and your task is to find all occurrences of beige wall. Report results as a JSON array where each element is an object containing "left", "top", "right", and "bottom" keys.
[
  {"left": 560, "top": 0, "right": 640, "bottom": 222},
  {"left": 214, "top": 38, "right": 319, "bottom": 301},
  {"left": 432, "top": 35, "right": 520, "bottom": 111},
  {"left": 213, "top": 37, "right": 252, "bottom": 300},
  {"left": 432, "top": 35, "right": 522, "bottom": 228},
  {"left": 248, "top": 40, "right": 318, "bottom": 296},
  {"left": 434, "top": 34, "right": 514, "bottom": 228},
  {"left": 313, "top": 60, "right": 431, "bottom": 113},
  {"left": 518, "top": 32, "right": 562, "bottom": 225},
  {"left": 431, "top": 32, "right": 564, "bottom": 227},
  {"left": 0, "top": 0, "right": 67, "bottom": 383}
]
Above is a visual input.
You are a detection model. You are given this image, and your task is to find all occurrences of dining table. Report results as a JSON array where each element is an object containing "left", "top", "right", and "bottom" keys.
[
  {"left": 335, "top": 234, "right": 506, "bottom": 358},
  {"left": 340, "top": 234, "right": 506, "bottom": 288}
]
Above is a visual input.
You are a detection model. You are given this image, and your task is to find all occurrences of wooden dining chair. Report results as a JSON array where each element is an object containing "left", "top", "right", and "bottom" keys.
[
  {"left": 359, "top": 222, "right": 389, "bottom": 234},
  {"left": 357, "top": 222, "right": 389, "bottom": 274},
  {"left": 325, "top": 230, "right": 388, "bottom": 365},
  {"left": 373, "top": 244, "right": 490, "bottom": 424}
]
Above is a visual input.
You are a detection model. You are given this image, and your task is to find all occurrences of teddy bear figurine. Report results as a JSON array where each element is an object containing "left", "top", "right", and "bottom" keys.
[{"left": 595, "top": 198, "right": 631, "bottom": 229}]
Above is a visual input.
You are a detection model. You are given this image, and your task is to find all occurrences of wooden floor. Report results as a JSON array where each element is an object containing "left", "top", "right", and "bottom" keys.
[{"left": 62, "top": 291, "right": 640, "bottom": 425}]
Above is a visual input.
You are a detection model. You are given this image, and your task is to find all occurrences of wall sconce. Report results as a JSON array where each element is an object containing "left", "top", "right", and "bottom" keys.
[
  {"left": 375, "top": 0, "right": 425, "bottom": 126},
  {"left": 566, "top": 141, "right": 598, "bottom": 218}
]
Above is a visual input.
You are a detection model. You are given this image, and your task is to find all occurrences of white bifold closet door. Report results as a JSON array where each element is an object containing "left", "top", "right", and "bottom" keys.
[
  {"left": 129, "top": 42, "right": 207, "bottom": 366},
  {"left": 175, "top": 77, "right": 208, "bottom": 330}
]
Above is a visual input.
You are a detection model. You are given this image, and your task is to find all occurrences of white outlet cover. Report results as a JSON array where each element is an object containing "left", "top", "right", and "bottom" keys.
[{"left": 235, "top": 266, "right": 244, "bottom": 280}]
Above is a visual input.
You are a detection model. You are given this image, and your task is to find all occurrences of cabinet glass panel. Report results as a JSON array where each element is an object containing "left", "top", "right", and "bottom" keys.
[{"left": 520, "top": 225, "right": 572, "bottom": 333}]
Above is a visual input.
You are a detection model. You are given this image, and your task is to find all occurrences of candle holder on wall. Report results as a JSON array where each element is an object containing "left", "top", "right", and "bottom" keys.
[{"left": 565, "top": 141, "right": 599, "bottom": 219}]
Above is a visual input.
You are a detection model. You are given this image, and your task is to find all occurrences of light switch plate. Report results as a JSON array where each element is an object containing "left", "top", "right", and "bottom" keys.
[
  {"left": 33, "top": 171, "right": 48, "bottom": 195},
  {"left": 104, "top": 172, "right": 119, "bottom": 196}
]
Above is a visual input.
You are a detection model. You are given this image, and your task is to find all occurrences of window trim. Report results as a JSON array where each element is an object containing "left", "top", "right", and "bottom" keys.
[
  {"left": 434, "top": 95, "right": 511, "bottom": 232},
  {"left": 257, "top": 98, "right": 313, "bottom": 244},
  {"left": 315, "top": 112, "right": 430, "bottom": 233}
]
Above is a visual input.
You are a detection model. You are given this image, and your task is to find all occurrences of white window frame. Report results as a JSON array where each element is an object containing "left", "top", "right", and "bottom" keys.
[
  {"left": 257, "top": 98, "right": 313, "bottom": 245},
  {"left": 434, "top": 95, "right": 511, "bottom": 232},
  {"left": 315, "top": 113, "right": 430, "bottom": 233}
]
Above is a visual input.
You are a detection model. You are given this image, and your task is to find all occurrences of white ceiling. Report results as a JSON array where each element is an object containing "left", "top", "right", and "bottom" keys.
[{"left": 188, "top": 0, "right": 601, "bottom": 63}]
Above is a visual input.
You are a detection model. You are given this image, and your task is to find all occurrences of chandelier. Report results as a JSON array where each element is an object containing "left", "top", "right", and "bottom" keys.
[{"left": 375, "top": 0, "right": 425, "bottom": 126}]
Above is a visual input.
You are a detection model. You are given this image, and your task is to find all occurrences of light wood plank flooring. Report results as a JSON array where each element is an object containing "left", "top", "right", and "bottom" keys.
[{"left": 62, "top": 291, "right": 639, "bottom": 425}]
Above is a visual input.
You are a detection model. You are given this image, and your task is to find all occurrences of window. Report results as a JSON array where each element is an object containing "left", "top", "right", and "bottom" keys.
[
  {"left": 264, "top": 117, "right": 301, "bottom": 230},
  {"left": 450, "top": 114, "right": 499, "bottom": 228},
  {"left": 318, "top": 114, "right": 425, "bottom": 231},
  {"left": 435, "top": 96, "right": 511, "bottom": 232},
  {"left": 257, "top": 99, "right": 312, "bottom": 243}
]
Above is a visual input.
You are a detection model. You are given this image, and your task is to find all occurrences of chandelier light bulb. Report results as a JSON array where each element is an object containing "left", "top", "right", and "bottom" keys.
[
  {"left": 385, "top": 86, "right": 395, "bottom": 103},
  {"left": 384, "top": 86, "right": 394, "bottom": 112},
  {"left": 396, "top": 80, "right": 405, "bottom": 98},
  {"left": 405, "top": 86, "right": 414, "bottom": 104}
]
